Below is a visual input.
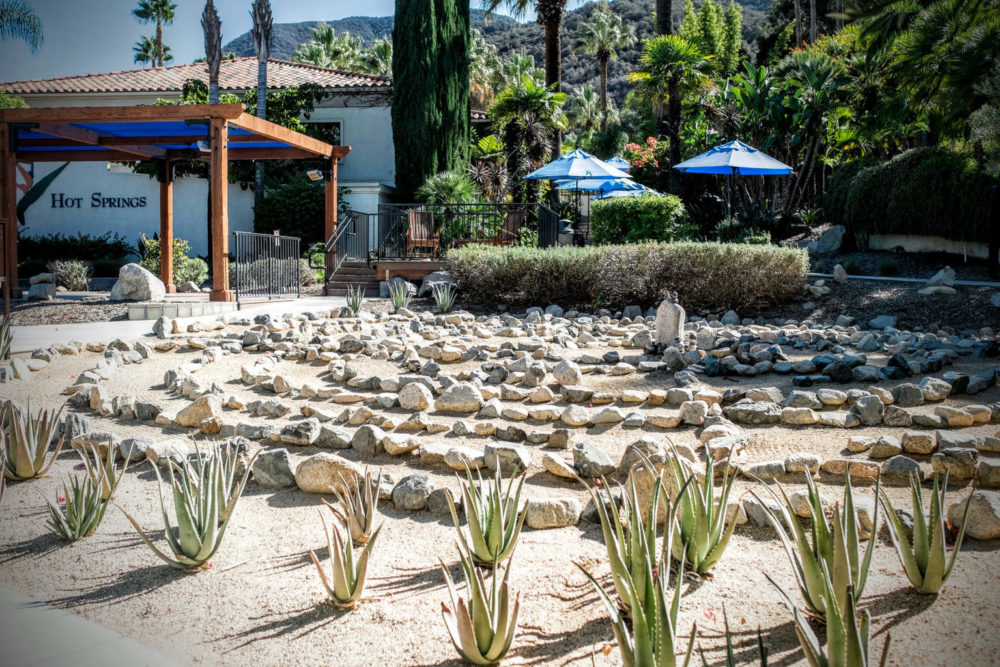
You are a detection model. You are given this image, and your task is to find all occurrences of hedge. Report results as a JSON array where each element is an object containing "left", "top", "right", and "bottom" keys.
[
  {"left": 448, "top": 242, "right": 809, "bottom": 310},
  {"left": 590, "top": 194, "right": 694, "bottom": 245},
  {"left": 826, "top": 148, "right": 996, "bottom": 243}
]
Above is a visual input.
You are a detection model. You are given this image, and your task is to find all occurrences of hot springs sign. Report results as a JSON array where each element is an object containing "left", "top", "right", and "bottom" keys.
[{"left": 50, "top": 192, "right": 148, "bottom": 209}]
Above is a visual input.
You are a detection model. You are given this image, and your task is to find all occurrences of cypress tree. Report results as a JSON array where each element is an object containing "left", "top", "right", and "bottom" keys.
[
  {"left": 392, "top": 0, "right": 441, "bottom": 198},
  {"left": 436, "top": 0, "right": 471, "bottom": 173},
  {"left": 721, "top": 1, "right": 742, "bottom": 76}
]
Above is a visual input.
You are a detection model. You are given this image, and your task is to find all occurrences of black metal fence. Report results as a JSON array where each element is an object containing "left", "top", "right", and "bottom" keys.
[{"left": 232, "top": 231, "right": 300, "bottom": 301}]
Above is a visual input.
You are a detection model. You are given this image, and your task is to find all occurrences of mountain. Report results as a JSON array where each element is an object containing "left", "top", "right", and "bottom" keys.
[{"left": 223, "top": 0, "right": 768, "bottom": 104}]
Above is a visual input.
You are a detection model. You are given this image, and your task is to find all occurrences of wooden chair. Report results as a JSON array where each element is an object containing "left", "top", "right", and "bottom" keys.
[
  {"left": 405, "top": 210, "right": 440, "bottom": 258},
  {"left": 492, "top": 209, "right": 527, "bottom": 246}
]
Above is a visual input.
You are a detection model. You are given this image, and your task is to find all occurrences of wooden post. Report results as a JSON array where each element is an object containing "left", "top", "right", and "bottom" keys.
[
  {"left": 324, "top": 156, "right": 338, "bottom": 241},
  {"left": 0, "top": 123, "right": 18, "bottom": 299},
  {"left": 209, "top": 117, "right": 233, "bottom": 302},
  {"left": 158, "top": 161, "right": 176, "bottom": 293}
]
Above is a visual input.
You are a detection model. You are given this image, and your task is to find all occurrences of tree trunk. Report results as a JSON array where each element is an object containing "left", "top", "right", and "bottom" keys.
[
  {"left": 598, "top": 52, "right": 609, "bottom": 130},
  {"left": 156, "top": 19, "right": 164, "bottom": 67},
  {"left": 655, "top": 0, "right": 673, "bottom": 35},
  {"left": 542, "top": 7, "right": 564, "bottom": 161},
  {"left": 808, "top": 0, "right": 817, "bottom": 42},
  {"left": 793, "top": 0, "right": 803, "bottom": 46},
  {"left": 254, "top": 59, "right": 267, "bottom": 221},
  {"left": 666, "top": 77, "right": 682, "bottom": 195}
]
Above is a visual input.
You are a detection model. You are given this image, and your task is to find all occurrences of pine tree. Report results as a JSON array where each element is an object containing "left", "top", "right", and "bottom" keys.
[
  {"left": 720, "top": 1, "right": 742, "bottom": 76},
  {"left": 392, "top": 0, "right": 442, "bottom": 198},
  {"left": 436, "top": 0, "right": 471, "bottom": 174}
]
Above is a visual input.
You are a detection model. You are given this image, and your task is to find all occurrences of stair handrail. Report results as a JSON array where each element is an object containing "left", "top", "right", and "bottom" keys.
[{"left": 324, "top": 211, "right": 358, "bottom": 282}]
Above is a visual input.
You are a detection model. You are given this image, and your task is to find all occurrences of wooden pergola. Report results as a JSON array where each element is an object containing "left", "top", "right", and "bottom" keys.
[{"left": 0, "top": 103, "right": 350, "bottom": 301}]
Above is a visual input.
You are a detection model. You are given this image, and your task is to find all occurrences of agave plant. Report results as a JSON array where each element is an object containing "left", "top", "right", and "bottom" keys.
[
  {"left": 211, "top": 442, "right": 243, "bottom": 523},
  {"left": 123, "top": 445, "right": 257, "bottom": 571},
  {"left": 325, "top": 467, "right": 382, "bottom": 545},
  {"left": 754, "top": 472, "right": 879, "bottom": 620},
  {"left": 345, "top": 283, "right": 364, "bottom": 315},
  {"left": 663, "top": 447, "right": 739, "bottom": 575},
  {"left": 432, "top": 282, "right": 457, "bottom": 314},
  {"left": 0, "top": 315, "right": 11, "bottom": 360},
  {"left": 1, "top": 400, "right": 64, "bottom": 481},
  {"left": 580, "top": 506, "right": 696, "bottom": 667},
  {"left": 80, "top": 441, "right": 133, "bottom": 501},
  {"left": 879, "top": 473, "right": 971, "bottom": 595},
  {"left": 701, "top": 607, "right": 768, "bottom": 667},
  {"left": 387, "top": 279, "right": 413, "bottom": 312},
  {"left": 45, "top": 473, "right": 106, "bottom": 541},
  {"left": 440, "top": 545, "right": 520, "bottom": 665},
  {"left": 445, "top": 466, "right": 526, "bottom": 568},
  {"left": 770, "top": 576, "right": 890, "bottom": 667},
  {"left": 310, "top": 514, "right": 381, "bottom": 609}
]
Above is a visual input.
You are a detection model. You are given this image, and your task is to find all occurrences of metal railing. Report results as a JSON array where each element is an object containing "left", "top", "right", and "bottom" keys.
[
  {"left": 232, "top": 230, "right": 301, "bottom": 301},
  {"left": 324, "top": 211, "right": 372, "bottom": 282}
]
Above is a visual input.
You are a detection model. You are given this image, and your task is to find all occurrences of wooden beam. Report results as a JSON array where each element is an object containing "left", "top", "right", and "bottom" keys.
[
  {"left": 0, "top": 103, "right": 246, "bottom": 125},
  {"left": 324, "top": 156, "right": 338, "bottom": 284},
  {"left": 331, "top": 146, "right": 352, "bottom": 159},
  {"left": 233, "top": 112, "right": 334, "bottom": 157},
  {"left": 208, "top": 118, "right": 233, "bottom": 302},
  {"left": 16, "top": 150, "right": 152, "bottom": 163},
  {"left": 226, "top": 148, "right": 319, "bottom": 161},
  {"left": 159, "top": 162, "right": 175, "bottom": 293},
  {"left": 32, "top": 123, "right": 163, "bottom": 160},
  {"left": 97, "top": 134, "right": 259, "bottom": 146},
  {"left": 0, "top": 124, "right": 19, "bottom": 298}
]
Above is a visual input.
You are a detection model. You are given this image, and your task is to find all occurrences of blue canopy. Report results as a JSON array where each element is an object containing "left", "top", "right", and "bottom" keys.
[
  {"left": 526, "top": 148, "right": 630, "bottom": 180},
  {"left": 605, "top": 156, "right": 631, "bottom": 172},
  {"left": 555, "top": 177, "right": 624, "bottom": 191},
  {"left": 672, "top": 140, "right": 792, "bottom": 176},
  {"left": 594, "top": 180, "right": 662, "bottom": 199}
]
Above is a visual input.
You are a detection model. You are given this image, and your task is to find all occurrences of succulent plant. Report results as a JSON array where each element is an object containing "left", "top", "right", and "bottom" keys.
[
  {"left": 663, "top": 447, "right": 739, "bottom": 575},
  {"left": 310, "top": 514, "right": 381, "bottom": 609},
  {"left": 45, "top": 472, "right": 106, "bottom": 541},
  {"left": 770, "top": 576, "right": 890, "bottom": 667},
  {"left": 580, "top": 504, "right": 696, "bottom": 667},
  {"left": 1, "top": 400, "right": 64, "bottom": 481},
  {"left": 326, "top": 468, "right": 381, "bottom": 546},
  {"left": 123, "top": 445, "right": 257, "bottom": 571},
  {"left": 432, "top": 282, "right": 457, "bottom": 314},
  {"left": 446, "top": 466, "right": 526, "bottom": 568},
  {"left": 879, "top": 473, "right": 971, "bottom": 595},
  {"left": 754, "top": 472, "right": 879, "bottom": 620},
  {"left": 80, "top": 441, "right": 133, "bottom": 501},
  {"left": 387, "top": 279, "right": 413, "bottom": 312},
  {"left": 701, "top": 607, "right": 768, "bottom": 667},
  {"left": 345, "top": 283, "right": 364, "bottom": 315},
  {"left": 440, "top": 544, "right": 520, "bottom": 665},
  {"left": 0, "top": 315, "right": 11, "bottom": 360}
]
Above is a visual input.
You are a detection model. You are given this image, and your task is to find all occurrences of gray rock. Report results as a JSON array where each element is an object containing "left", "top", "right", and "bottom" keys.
[
  {"left": 931, "top": 448, "right": 979, "bottom": 480},
  {"left": 434, "top": 382, "right": 484, "bottom": 413},
  {"left": 654, "top": 296, "right": 686, "bottom": 346},
  {"left": 723, "top": 399, "right": 781, "bottom": 425},
  {"left": 417, "top": 271, "right": 455, "bottom": 297},
  {"left": 926, "top": 266, "right": 956, "bottom": 287},
  {"left": 109, "top": 263, "right": 166, "bottom": 302},
  {"left": 351, "top": 425, "right": 386, "bottom": 456},
  {"left": 573, "top": 443, "right": 616, "bottom": 478},
  {"left": 552, "top": 359, "right": 582, "bottom": 386},
  {"left": 391, "top": 474, "right": 433, "bottom": 511},
  {"left": 27, "top": 283, "right": 55, "bottom": 301},
  {"left": 721, "top": 310, "right": 740, "bottom": 325},
  {"left": 279, "top": 418, "right": 321, "bottom": 446},
  {"left": 427, "top": 487, "right": 456, "bottom": 514},
  {"left": 892, "top": 384, "right": 924, "bottom": 407},
  {"left": 253, "top": 449, "right": 297, "bottom": 487},
  {"left": 56, "top": 412, "right": 92, "bottom": 443},
  {"left": 398, "top": 382, "right": 433, "bottom": 411},
  {"left": 881, "top": 455, "right": 925, "bottom": 482},
  {"left": 851, "top": 395, "right": 885, "bottom": 426},
  {"left": 525, "top": 498, "right": 581, "bottom": 529},
  {"left": 809, "top": 225, "right": 845, "bottom": 256},
  {"left": 868, "top": 315, "right": 897, "bottom": 329},
  {"left": 948, "top": 490, "right": 1000, "bottom": 540},
  {"left": 117, "top": 437, "right": 152, "bottom": 463},
  {"left": 484, "top": 442, "right": 531, "bottom": 474},
  {"left": 743, "top": 495, "right": 781, "bottom": 531},
  {"left": 869, "top": 435, "right": 903, "bottom": 459}
]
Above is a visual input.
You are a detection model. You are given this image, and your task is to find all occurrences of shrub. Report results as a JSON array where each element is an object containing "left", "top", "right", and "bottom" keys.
[
  {"left": 591, "top": 194, "right": 694, "bottom": 245},
  {"left": 46, "top": 259, "right": 93, "bottom": 291},
  {"left": 20, "top": 232, "right": 134, "bottom": 277},
  {"left": 447, "top": 242, "right": 808, "bottom": 311},
  {"left": 254, "top": 180, "right": 350, "bottom": 244},
  {"left": 139, "top": 235, "right": 209, "bottom": 286}
]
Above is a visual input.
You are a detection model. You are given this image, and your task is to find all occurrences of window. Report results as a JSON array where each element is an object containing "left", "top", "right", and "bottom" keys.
[{"left": 306, "top": 121, "right": 341, "bottom": 146}]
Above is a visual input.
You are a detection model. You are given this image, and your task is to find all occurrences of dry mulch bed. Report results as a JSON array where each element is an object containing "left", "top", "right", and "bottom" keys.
[{"left": 8, "top": 298, "right": 128, "bottom": 326}]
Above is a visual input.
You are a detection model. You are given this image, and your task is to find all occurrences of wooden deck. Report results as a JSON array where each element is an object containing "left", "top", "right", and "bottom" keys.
[{"left": 371, "top": 259, "right": 448, "bottom": 282}]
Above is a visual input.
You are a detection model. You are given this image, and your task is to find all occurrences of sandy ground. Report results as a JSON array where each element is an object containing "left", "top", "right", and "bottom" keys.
[{"left": 1, "top": 330, "right": 999, "bottom": 666}]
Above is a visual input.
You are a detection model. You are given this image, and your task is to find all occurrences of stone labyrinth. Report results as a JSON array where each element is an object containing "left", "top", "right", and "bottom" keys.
[{"left": 36, "top": 303, "right": 1000, "bottom": 539}]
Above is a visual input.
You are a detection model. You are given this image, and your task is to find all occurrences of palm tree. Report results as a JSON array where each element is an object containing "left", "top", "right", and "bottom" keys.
[
  {"left": 629, "top": 35, "right": 713, "bottom": 193},
  {"left": 0, "top": 0, "right": 42, "bottom": 51},
  {"left": 250, "top": 0, "right": 272, "bottom": 217},
  {"left": 132, "top": 0, "right": 176, "bottom": 67},
  {"left": 293, "top": 23, "right": 365, "bottom": 70},
  {"left": 201, "top": 0, "right": 222, "bottom": 104},
  {"left": 469, "top": 29, "right": 501, "bottom": 109},
  {"left": 485, "top": 0, "right": 569, "bottom": 159},
  {"left": 133, "top": 36, "right": 159, "bottom": 67},
  {"left": 574, "top": 5, "right": 636, "bottom": 128},
  {"left": 359, "top": 38, "right": 393, "bottom": 77},
  {"left": 567, "top": 84, "right": 605, "bottom": 141}
]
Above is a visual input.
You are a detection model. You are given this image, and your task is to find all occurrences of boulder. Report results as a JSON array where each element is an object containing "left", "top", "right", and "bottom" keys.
[
  {"left": 253, "top": 449, "right": 297, "bottom": 487},
  {"left": 552, "top": 360, "right": 582, "bottom": 386},
  {"left": 391, "top": 474, "right": 433, "bottom": 511},
  {"left": 525, "top": 498, "right": 581, "bottom": 529},
  {"left": 27, "top": 282, "right": 56, "bottom": 301},
  {"left": 948, "top": 490, "right": 1000, "bottom": 540},
  {"left": 109, "top": 263, "right": 166, "bottom": 302},
  {"left": 573, "top": 443, "right": 616, "bottom": 478},
  {"left": 925, "top": 266, "right": 956, "bottom": 287},
  {"left": 175, "top": 395, "right": 222, "bottom": 428},
  {"left": 398, "top": 382, "right": 433, "bottom": 411},
  {"left": 654, "top": 296, "right": 686, "bottom": 346},
  {"left": 434, "top": 382, "right": 484, "bottom": 413},
  {"left": 808, "top": 225, "right": 845, "bottom": 256},
  {"left": 295, "top": 453, "right": 363, "bottom": 494},
  {"left": 417, "top": 271, "right": 455, "bottom": 297},
  {"left": 484, "top": 442, "right": 531, "bottom": 474}
]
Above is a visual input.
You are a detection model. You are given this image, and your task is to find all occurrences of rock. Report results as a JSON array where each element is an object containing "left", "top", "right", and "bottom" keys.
[
  {"left": 721, "top": 310, "right": 740, "bottom": 325},
  {"left": 29, "top": 272, "right": 55, "bottom": 285},
  {"left": 175, "top": 395, "right": 222, "bottom": 428},
  {"left": 70, "top": 431, "right": 116, "bottom": 457},
  {"left": 279, "top": 419, "right": 321, "bottom": 446},
  {"left": 850, "top": 395, "right": 884, "bottom": 426},
  {"left": 881, "top": 455, "right": 926, "bottom": 482},
  {"left": 934, "top": 406, "right": 974, "bottom": 428},
  {"left": 27, "top": 283, "right": 55, "bottom": 301},
  {"left": 785, "top": 452, "right": 821, "bottom": 474},
  {"left": 109, "top": 263, "right": 166, "bottom": 302},
  {"left": 742, "top": 459, "right": 785, "bottom": 481},
  {"left": 434, "top": 382, "right": 484, "bottom": 413},
  {"left": 352, "top": 425, "right": 386, "bottom": 456},
  {"left": 883, "top": 405, "right": 913, "bottom": 427},
  {"left": 868, "top": 314, "right": 897, "bottom": 329},
  {"left": 525, "top": 498, "right": 581, "bottom": 529},
  {"left": 56, "top": 412, "right": 92, "bottom": 443},
  {"left": 316, "top": 425, "right": 352, "bottom": 449},
  {"left": 892, "top": 383, "right": 924, "bottom": 407},
  {"left": 484, "top": 442, "right": 531, "bottom": 474},
  {"left": 926, "top": 266, "right": 956, "bottom": 287},
  {"left": 789, "top": 490, "right": 816, "bottom": 518},
  {"left": 809, "top": 225, "right": 845, "bottom": 256},
  {"left": 552, "top": 360, "right": 582, "bottom": 386},
  {"left": 444, "top": 446, "right": 486, "bottom": 471},
  {"left": 573, "top": 443, "right": 616, "bottom": 477},
  {"left": 847, "top": 436, "right": 875, "bottom": 453},
  {"left": 177, "top": 280, "right": 200, "bottom": 293},
  {"left": 977, "top": 459, "right": 1000, "bottom": 488},
  {"left": 654, "top": 296, "right": 686, "bottom": 346},
  {"left": 617, "top": 438, "right": 666, "bottom": 478},
  {"left": 398, "top": 383, "right": 433, "bottom": 411},
  {"left": 948, "top": 491, "right": 1000, "bottom": 540},
  {"left": 679, "top": 400, "right": 708, "bottom": 426},
  {"left": 785, "top": 390, "right": 822, "bottom": 409},
  {"left": 819, "top": 458, "right": 880, "bottom": 479},
  {"left": 723, "top": 399, "right": 781, "bottom": 425},
  {"left": 417, "top": 271, "right": 455, "bottom": 297},
  {"left": 931, "top": 448, "right": 979, "bottom": 480},
  {"left": 833, "top": 264, "right": 848, "bottom": 283},
  {"left": 295, "top": 453, "right": 363, "bottom": 494},
  {"left": 427, "top": 488, "right": 456, "bottom": 515},
  {"left": 542, "top": 452, "right": 577, "bottom": 478},
  {"left": 743, "top": 495, "right": 782, "bottom": 530},
  {"left": 560, "top": 405, "right": 591, "bottom": 427},
  {"left": 253, "top": 449, "right": 297, "bottom": 487},
  {"left": 391, "top": 474, "right": 433, "bottom": 511},
  {"left": 869, "top": 435, "right": 903, "bottom": 459},
  {"left": 902, "top": 431, "right": 936, "bottom": 455},
  {"left": 145, "top": 439, "right": 195, "bottom": 466}
]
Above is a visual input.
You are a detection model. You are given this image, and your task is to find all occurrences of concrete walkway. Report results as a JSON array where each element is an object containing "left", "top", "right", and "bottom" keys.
[
  {"left": 0, "top": 585, "right": 175, "bottom": 666},
  {"left": 12, "top": 296, "right": 347, "bottom": 354}
]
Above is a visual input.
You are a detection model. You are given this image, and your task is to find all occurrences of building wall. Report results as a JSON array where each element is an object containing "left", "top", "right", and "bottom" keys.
[{"left": 19, "top": 161, "right": 254, "bottom": 259}]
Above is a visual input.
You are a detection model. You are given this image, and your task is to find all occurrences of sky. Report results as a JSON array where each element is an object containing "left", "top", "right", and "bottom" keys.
[{"left": 0, "top": 0, "right": 590, "bottom": 83}]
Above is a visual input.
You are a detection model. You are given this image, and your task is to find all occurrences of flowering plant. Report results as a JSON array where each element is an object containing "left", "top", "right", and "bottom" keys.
[{"left": 622, "top": 137, "right": 671, "bottom": 191}]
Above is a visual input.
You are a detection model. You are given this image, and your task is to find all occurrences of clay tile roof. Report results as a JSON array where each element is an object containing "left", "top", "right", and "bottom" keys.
[{"left": 0, "top": 57, "right": 391, "bottom": 95}]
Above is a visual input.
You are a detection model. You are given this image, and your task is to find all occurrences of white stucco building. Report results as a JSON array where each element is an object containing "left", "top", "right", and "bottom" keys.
[{"left": 0, "top": 58, "right": 396, "bottom": 257}]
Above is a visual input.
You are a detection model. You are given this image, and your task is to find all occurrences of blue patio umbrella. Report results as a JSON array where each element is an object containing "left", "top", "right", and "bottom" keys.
[
  {"left": 605, "top": 156, "right": 632, "bottom": 172},
  {"left": 555, "top": 177, "right": 623, "bottom": 191},
  {"left": 525, "top": 149, "right": 630, "bottom": 181},
  {"left": 673, "top": 140, "right": 792, "bottom": 217},
  {"left": 594, "top": 180, "right": 662, "bottom": 199}
]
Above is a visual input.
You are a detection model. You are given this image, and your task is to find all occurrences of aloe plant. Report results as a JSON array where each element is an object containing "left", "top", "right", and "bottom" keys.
[
  {"left": 1, "top": 400, "right": 64, "bottom": 481},
  {"left": 580, "top": 507, "right": 696, "bottom": 667},
  {"left": 0, "top": 315, "right": 12, "bottom": 360},
  {"left": 432, "top": 282, "right": 457, "bottom": 314},
  {"left": 345, "top": 283, "right": 364, "bottom": 315},
  {"left": 754, "top": 472, "right": 879, "bottom": 620},
  {"left": 445, "top": 466, "right": 526, "bottom": 568},
  {"left": 879, "top": 473, "right": 971, "bottom": 595},
  {"left": 387, "top": 279, "right": 413, "bottom": 312},
  {"left": 440, "top": 545, "right": 520, "bottom": 665},
  {"left": 701, "top": 608, "right": 768, "bottom": 667},
  {"left": 80, "top": 441, "right": 133, "bottom": 501},
  {"left": 770, "top": 575, "right": 890, "bottom": 667},
  {"left": 123, "top": 445, "right": 257, "bottom": 571},
  {"left": 310, "top": 515, "right": 381, "bottom": 609},
  {"left": 325, "top": 467, "right": 382, "bottom": 545},
  {"left": 45, "top": 473, "right": 106, "bottom": 541},
  {"left": 663, "top": 447, "right": 739, "bottom": 575}
]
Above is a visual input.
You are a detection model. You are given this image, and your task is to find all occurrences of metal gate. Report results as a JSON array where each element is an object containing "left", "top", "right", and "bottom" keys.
[{"left": 232, "top": 231, "right": 301, "bottom": 300}]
